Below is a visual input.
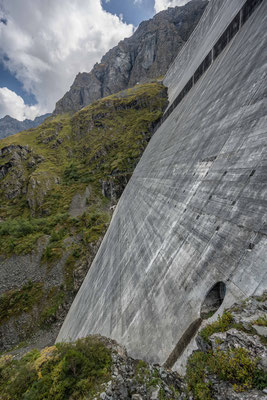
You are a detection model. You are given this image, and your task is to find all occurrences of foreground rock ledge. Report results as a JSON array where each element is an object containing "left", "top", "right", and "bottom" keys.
[{"left": 1, "top": 294, "right": 266, "bottom": 399}]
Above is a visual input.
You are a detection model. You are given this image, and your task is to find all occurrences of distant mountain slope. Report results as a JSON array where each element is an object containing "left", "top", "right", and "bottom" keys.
[
  {"left": 54, "top": 0, "right": 207, "bottom": 115},
  {"left": 0, "top": 113, "right": 51, "bottom": 140}
]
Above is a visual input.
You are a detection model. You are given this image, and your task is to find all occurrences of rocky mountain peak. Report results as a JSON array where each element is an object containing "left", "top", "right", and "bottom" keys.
[
  {"left": 53, "top": 0, "right": 207, "bottom": 115},
  {"left": 0, "top": 113, "right": 51, "bottom": 140},
  {"left": 1, "top": 115, "right": 14, "bottom": 122}
]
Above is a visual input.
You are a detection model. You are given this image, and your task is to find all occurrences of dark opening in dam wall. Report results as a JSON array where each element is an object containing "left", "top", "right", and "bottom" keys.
[
  {"left": 200, "top": 281, "right": 226, "bottom": 319},
  {"left": 57, "top": 0, "right": 267, "bottom": 367}
]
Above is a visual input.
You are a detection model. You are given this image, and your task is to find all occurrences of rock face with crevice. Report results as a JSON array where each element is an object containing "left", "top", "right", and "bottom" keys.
[
  {"left": 0, "top": 145, "right": 44, "bottom": 200},
  {"left": 57, "top": 0, "right": 267, "bottom": 373},
  {"left": 53, "top": 0, "right": 207, "bottom": 114}
]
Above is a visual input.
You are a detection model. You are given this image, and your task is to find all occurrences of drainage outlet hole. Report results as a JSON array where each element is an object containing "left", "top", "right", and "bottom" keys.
[{"left": 200, "top": 281, "right": 226, "bottom": 319}]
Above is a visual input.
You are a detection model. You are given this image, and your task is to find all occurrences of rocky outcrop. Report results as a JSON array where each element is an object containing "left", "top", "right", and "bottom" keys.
[
  {"left": 26, "top": 172, "right": 60, "bottom": 212},
  {"left": 54, "top": 0, "right": 207, "bottom": 115},
  {"left": 0, "top": 145, "right": 44, "bottom": 200},
  {"left": 0, "top": 143, "right": 60, "bottom": 212},
  {"left": 188, "top": 293, "right": 267, "bottom": 400},
  {"left": 0, "top": 113, "right": 51, "bottom": 140},
  {"left": 68, "top": 186, "right": 90, "bottom": 217},
  {"left": 97, "top": 337, "right": 183, "bottom": 400}
]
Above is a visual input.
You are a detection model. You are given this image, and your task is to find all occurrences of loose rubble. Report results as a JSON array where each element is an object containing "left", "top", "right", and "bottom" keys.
[{"left": 92, "top": 337, "right": 184, "bottom": 400}]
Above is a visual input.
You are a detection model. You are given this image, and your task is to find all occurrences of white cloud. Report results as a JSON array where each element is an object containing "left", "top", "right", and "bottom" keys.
[
  {"left": 154, "top": 0, "right": 189, "bottom": 13},
  {"left": 0, "top": 87, "right": 42, "bottom": 121},
  {"left": 0, "top": 0, "right": 134, "bottom": 120},
  {"left": 134, "top": 0, "right": 143, "bottom": 5}
]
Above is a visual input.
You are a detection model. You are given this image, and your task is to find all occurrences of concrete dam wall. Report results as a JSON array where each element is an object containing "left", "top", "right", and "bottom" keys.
[{"left": 57, "top": 0, "right": 267, "bottom": 366}]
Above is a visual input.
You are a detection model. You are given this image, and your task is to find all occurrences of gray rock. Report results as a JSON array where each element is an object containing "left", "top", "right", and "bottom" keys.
[
  {"left": 209, "top": 329, "right": 267, "bottom": 361},
  {"left": 150, "top": 386, "right": 160, "bottom": 400},
  {"left": 106, "top": 387, "right": 112, "bottom": 396},
  {"left": 253, "top": 325, "right": 267, "bottom": 338},
  {"left": 212, "top": 381, "right": 267, "bottom": 399},
  {"left": 196, "top": 335, "right": 211, "bottom": 352},
  {"left": 0, "top": 113, "right": 51, "bottom": 140},
  {"left": 69, "top": 186, "right": 90, "bottom": 217},
  {"left": 259, "top": 356, "right": 267, "bottom": 372},
  {"left": 54, "top": 1, "right": 207, "bottom": 115}
]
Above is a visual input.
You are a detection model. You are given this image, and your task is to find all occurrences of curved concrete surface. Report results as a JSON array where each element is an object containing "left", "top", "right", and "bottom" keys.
[{"left": 57, "top": 0, "right": 267, "bottom": 366}]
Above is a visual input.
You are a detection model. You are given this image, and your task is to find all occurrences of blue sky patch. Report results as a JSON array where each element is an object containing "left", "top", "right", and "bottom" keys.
[
  {"left": 101, "top": 0, "right": 155, "bottom": 26},
  {"left": 0, "top": 62, "right": 37, "bottom": 106},
  {"left": 0, "top": 17, "right": 7, "bottom": 25}
]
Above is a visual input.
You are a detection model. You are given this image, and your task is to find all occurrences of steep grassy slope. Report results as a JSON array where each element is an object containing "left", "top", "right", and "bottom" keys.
[{"left": 0, "top": 81, "right": 168, "bottom": 350}]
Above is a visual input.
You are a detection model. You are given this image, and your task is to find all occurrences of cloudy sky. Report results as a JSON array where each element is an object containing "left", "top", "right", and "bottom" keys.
[{"left": 0, "top": 0, "right": 190, "bottom": 121}]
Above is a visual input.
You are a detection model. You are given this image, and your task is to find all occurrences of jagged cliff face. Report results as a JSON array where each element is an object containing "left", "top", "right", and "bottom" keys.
[
  {"left": 54, "top": 0, "right": 207, "bottom": 115},
  {"left": 0, "top": 114, "right": 51, "bottom": 140},
  {"left": 0, "top": 81, "right": 168, "bottom": 350}
]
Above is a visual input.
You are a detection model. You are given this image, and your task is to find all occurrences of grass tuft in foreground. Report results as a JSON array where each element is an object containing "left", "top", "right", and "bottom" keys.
[
  {"left": 0, "top": 337, "right": 112, "bottom": 400},
  {"left": 186, "top": 311, "right": 267, "bottom": 400}
]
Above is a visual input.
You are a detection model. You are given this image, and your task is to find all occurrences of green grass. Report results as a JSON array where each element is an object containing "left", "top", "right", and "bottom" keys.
[
  {"left": 0, "top": 281, "right": 44, "bottom": 325},
  {"left": 0, "top": 280, "right": 68, "bottom": 335},
  {"left": 186, "top": 310, "right": 267, "bottom": 399},
  {"left": 186, "top": 351, "right": 211, "bottom": 400},
  {"left": 0, "top": 82, "right": 166, "bottom": 259},
  {"left": 186, "top": 347, "right": 267, "bottom": 399},
  {"left": 39, "top": 287, "right": 66, "bottom": 327},
  {"left": 199, "top": 312, "right": 234, "bottom": 343},
  {"left": 0, "top": 213, "right": 69, "bottom": 255},
  {"left": 253, "top": 316, "right": 267, "bottom": 327},
  {"left": 0, "top": 336, "right": 112, "bottom": 400},
  {"left": 0, "top": 81, "right": 167, "bottom": 257}
]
